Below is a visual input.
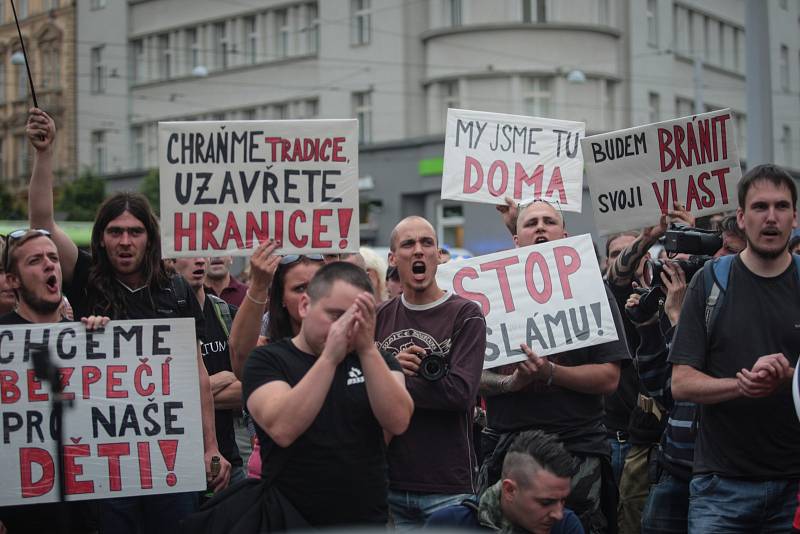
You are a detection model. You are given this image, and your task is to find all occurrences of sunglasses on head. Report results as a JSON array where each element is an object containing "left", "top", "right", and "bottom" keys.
[
  {"left": 518, "top": 197, "right": 565, "bottom": 220},
  {"left": 279, "top": 254, "right": 325, "bottom": 265},
  {"left": 3, "top": 228, "right": 52, "bottom": 271}
]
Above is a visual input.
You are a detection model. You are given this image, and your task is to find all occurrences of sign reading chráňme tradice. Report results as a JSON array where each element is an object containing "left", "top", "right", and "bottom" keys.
[
  {"left": 582, "top": 109, "right": 741, "bottom": 235},
  {"left": 0, "top": 319, "right": 205, "bottom": 506},
  {"left": 159, "top": 120, "right": 360, "bottom": 257},
  {"left": 436, "top": 234, "right": 617, "bottom": 369},
  {"left": 441, "top": 109, "right": 585, "bottom": 212}
]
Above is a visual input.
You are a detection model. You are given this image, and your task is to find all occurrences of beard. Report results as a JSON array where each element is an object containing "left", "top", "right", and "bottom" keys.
[
  {"left": 19, "top": 285, "right": 61, "bottom": 315},
  {"left": 746, "top": 234, "right": 790, "bottom": 260}
]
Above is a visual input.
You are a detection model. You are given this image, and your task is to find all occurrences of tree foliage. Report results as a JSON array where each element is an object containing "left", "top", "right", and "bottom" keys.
[
  {"left": 56, "top": 169, "right": 106, "bottom": 221},
  {"left": 140, "top": 169, "right": 160, "bottom": 216}
]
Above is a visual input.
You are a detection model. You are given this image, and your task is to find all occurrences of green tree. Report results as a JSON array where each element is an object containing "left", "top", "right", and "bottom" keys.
[
  {"left": 56, "top": 169, "right": 106, "bottom": 221},
  {"left": 140, "top": 169, "right": 160, "bottom": 216},
  {"left": 0, "top": 180, "right": 26, "bottom": 220}
]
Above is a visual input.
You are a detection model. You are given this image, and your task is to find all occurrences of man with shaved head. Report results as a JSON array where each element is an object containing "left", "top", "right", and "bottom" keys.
[{"left": 375, "top": 216, "right": 487, "bottom": 529}]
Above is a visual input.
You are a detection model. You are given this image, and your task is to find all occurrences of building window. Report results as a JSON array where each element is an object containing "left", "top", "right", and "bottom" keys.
[
  {"left": 46, "top": 0, "right": 59, "bottom": 9},
  {"left": 275, "top": 9, "right": 290, "bottom": 58},
  {"left": 91, "top": 45, "right": 105, "bottom": 93},
  {"left": 273, "top": 103, "right": 288, "bottom": 120},
  {"left": 157, "top": 34, "right": 171, "bottom": 79},
  {"left": 703, "top": 16, "right": 710, "bottom": 60},
  {"left": 733, "top": 28, "right": 741, "bottom": 72},
  {"left": 214, "top": 22, "right": 228, "bottom": 70},
  {"left": 302, "top": 98, "right": 319, "bottom": 118},
  {"left": 522, "top": 77, "right": 551, "bottom": 117},
  {"left": 780, "top": 45, "right": 790, "bottom": 92},
  {"left": 244, "top": 16, "right": 258, "bottom": 64},
  {"left": 242, "top": 108, "right": 257, "bottom": 120},
  {"left": 92, "top": 131, "right": 106, "bottom": 174},
  {"left": 353, "top": 91, "right": 372, "bottom": 144},
  {"left": 604, "top": 79, "right": 615, "bottom": 130},
  {"left": 90, "top": 0, "right": 105, "bottom": 9},
  {"left": 598, "top": 0, "right": 609, "bottom": 25},
  {"left": 676, "top": 96, "right": 693, "bottom": 118},
  {"left": 0, "top": 64, "right": 5, "bottom": 104},
  {"left": 131, "top": 39, "right": 144, "bottom": 82},
  {"left": 16, "top": 134, "right": 30, "bottom": 177},
  {"left": 131, "top": 126, "right": 144, "bottom": 169},
  {"left": 441, "top": 80, "right": 459, "bottom": 124},
  {"left": 687, "top": 11, "right": 695, "bottom": 55},
  {"left": 736, "top": 113, "right": 746, "bottom": 161},
  {"left": 41, "top": 48, "right": 60, "bottom": 89},
  {"left": 16, "top": 0, "right": 27, "bottom": 18},
  {"left": 718, "top": 22, "right": 725, "bottom": 68},
  {"left": 783, "top": 126, "right": 793, "bottom": 167},
  {"left": 646, "top": 0, "right": 658, "bottom": 47},
  {"left": 186, "top": 28, "right": 200, "bottom": 70},
  {"left": 779, "top": 0, "right": 788, "bottom": 9},
  {"left": 0, "top": 138, "right": 4, "bottom": 178},
  {"left": 438, "top": 204, "right": 465, "bottom": 248},
  {"left": 300, "top": 4, "right": 319, "bottom": 54},
  {"left": 444, "top": 0, "right": 462, "bottom": 27},
  {"left": 522, "top": 0, "right": 546, "bottom": 23},
  {"left": 351, "top": 0, "right": 371, "bottom": 45},
  {"left": 16, "top": 60, "right": 29, "bottom": 99},
  {"left": 648, "top": 92, "right": 660, "bottom": 123}
]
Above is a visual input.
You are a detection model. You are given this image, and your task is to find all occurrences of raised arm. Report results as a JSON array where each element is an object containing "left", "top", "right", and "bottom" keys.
[
  {"left": 26, "top": 108, "right": 78, "bottom": 284},
  {"left": 229, "top": 240, "right": 279, "bottom": 378}
]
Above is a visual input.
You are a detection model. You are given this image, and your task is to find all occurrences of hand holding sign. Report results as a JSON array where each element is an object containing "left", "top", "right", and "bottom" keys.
[{"left": 504, "top": 345, "right": 551, "bottom": 392}]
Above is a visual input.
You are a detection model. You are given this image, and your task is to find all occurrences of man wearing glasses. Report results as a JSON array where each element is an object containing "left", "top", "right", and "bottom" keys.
[
  {"left": 25, "top": 109, "right": 230, "bottom": 534},
  {"left": 479, "top": 198, "right": 630, "bottom": 534}
]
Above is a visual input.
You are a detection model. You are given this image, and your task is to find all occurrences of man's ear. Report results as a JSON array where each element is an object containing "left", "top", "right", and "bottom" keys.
[
  {"left": 297, "top": 293, "right": 311, "bottom": 319},
  {"left": 388, "top": 251, "right": 397, "bottom": 268},
  {"left": 513, "top": 235, "right": 519, "bottom": 247},
  {"left": 501, "top": 478, "right": 517, "bottom": 502},
  {"left": 5, "top": 272, "right": 20, "bottom": 290}
]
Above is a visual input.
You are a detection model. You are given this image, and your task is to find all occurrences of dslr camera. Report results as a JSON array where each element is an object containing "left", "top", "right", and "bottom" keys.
[
  {"left": 419, "top": 350, "right": 449, "bottom": 381},
  {"left": 627, "top": 223, "right": 722, "bottom": 324}
]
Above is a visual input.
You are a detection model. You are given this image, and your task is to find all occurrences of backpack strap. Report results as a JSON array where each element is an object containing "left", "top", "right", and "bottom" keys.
[
  {"left": 170, "top": 275, "right": 192, "bottom": 317},
  {"left": 704, "top": 255, "right": 734, "bottom": 341},
  {"left": 208, "top": 294, "right": 233, "bottom": 338}
]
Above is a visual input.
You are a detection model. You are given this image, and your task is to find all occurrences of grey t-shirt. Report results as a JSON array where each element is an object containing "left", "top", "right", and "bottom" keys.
[{"left": 669, "top": 255, "right": 800, "bottom": 479}]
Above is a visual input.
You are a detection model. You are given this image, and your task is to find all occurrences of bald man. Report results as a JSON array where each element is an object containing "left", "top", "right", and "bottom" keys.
[{"left": 375, "top": 216, "right": 486, "bottom": 529}]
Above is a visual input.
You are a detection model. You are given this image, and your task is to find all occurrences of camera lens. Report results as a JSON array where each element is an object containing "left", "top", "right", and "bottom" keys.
[{"left": 419, "top": 354, "right": 449, "bottom": 381}]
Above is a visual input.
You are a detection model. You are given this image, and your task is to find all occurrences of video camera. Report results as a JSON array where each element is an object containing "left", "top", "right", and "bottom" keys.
[{"left": 626, "top": 223, "right": 722, "bottom": 324}]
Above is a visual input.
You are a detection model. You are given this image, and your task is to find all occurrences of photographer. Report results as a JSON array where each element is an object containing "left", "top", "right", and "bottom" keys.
[
  {"left": 624, "top": 262, "right": 692, "bottom": 534},
  {"left": 374, "top": 216, "right": 486, "bottom": 529}
]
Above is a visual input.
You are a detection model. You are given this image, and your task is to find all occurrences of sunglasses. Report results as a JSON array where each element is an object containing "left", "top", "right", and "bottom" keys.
[
  {"left": 279, "top": 254, "right": 325, "bottom": 265},
  {"left": 3, "top": 228, "right": 52, "bottom": 271},
  {"left": 517, "top": 197, "right": 565, "bottom": 223}
]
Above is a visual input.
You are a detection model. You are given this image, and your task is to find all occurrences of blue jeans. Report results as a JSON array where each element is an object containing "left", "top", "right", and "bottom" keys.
[
  {"left": 688, "top": 474, "right": 798, "bottom": 533},
  {"left": 388, "top": 490, "right": 474, "bottom": 530},
  {"left": 641, "top": 471, "right": 689, "bottom": 534},
  {"left": 100, "top": 491, "right": 198, "bottom": 534},
  {"left": 609, "top": 436, "right": 631, "bottom": 487}
]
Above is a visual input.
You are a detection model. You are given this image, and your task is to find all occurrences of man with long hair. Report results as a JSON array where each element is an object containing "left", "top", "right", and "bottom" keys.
[{"left": 26, "top": 108, "right": 230, "bottom": 533}]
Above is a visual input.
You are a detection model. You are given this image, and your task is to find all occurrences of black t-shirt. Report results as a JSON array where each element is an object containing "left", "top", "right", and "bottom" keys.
[
  {"left": 603, "top": 283, "right": 641, "bottom": 434},
  {"left": 200, "top": 297, "right": 242, "bottom": 467},
  {"left": 241, "top": 338, "right": 402, "bottom": 527},
  {"left": 64, "top": 250, "right": 204, "bottom": 340},
  {"left": 486, "top": 285, "right": 631, "bottom": 458},
  {"left": 669, "top": 256, "right": 800, "bottom": 479}
]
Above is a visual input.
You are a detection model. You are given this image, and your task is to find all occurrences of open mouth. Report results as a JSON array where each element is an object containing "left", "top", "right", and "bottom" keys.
[
  {"left": 534, "top": 236, "right": 549, "bottom": 244},
  {"left": 762, "top": 228, "right": 780, "bottom": 238},
  {"left": 411, "top": 261, "right": 426, "bottom": 275},
  {"left": 46, "top": 275, "right": 58, "bottom": 292},
  {"left": 210, "top": 258, "right": 225, "bottom": 266},
  {"left": 192, "top": 268, "right": 206, "bottom": 277}
]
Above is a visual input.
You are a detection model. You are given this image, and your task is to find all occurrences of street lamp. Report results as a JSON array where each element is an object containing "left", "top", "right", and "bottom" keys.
[
  {"left": 192, "top": 65, "right": 208, "bottom": 77},
  {"left": 10, "top": 51, "right": 26, "bottom": 65},
  {"left": 565, "top": 69, "right": 587, "bottom": 84}
]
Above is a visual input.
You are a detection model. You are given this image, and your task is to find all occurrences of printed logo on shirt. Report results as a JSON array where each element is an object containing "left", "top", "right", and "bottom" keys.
[
  {"left": 376, "top": 328, "right": 452, "bottom": 359},
  {"left": 347, "top": 367, "right": 365, "bottom": 386}
]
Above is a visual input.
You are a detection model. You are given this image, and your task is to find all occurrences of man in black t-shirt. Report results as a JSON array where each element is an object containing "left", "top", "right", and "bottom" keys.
[
  {"left": 26, "top": 109, "right": 230, "bottom": 534},
  {"left": 173, "top": 256, "right": 245, "bottom": 483},
  {"left": 0, "top": 230, "right": 108, "bottom": 533},
  {"left": 242, "top": 262, "right": 413, "bottom": 527},
  {"left": 483, "top": 199, "right": 630, "bottom": 533},
  {"left": 670, "top": 164, "right": 800, "bottom": 532}
]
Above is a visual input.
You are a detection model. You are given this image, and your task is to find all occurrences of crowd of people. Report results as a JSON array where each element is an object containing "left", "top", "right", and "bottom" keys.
[{"left": 0, "top": 107, "right": 797, "bottom": 534}]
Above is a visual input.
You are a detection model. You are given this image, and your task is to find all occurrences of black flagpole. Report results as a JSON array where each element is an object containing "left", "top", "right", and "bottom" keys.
[{"left": 9, "top": 0, "right": 39, "bottom": 108}]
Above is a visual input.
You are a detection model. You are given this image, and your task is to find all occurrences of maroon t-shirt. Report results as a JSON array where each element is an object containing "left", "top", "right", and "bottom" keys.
[{"left": 375, "top": 292, "right": 486, "bottom": 494}]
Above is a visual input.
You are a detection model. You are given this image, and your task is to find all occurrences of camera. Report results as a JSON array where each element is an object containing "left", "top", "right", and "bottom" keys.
[
  {"left": 644, "top": 223, "right": 722, "bottom": 288},
  {"left": 662, "top": 223, "right": 722, "bottom": 255},
  {"left": 419, "top": 352, "right": 449, "bottom": 381},
  {"left": 625, "top": 286, "right": 665, "bottom": 324}
]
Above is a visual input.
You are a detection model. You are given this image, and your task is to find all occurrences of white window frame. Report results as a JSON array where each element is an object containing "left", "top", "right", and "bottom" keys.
[
  {"left": 214, "top": 22, "right": 228, "bottom": 70},
  {"left": 351, "top": 0, "right": 371, "bottom": 45},
  {"left": 522, "top": 77, "right": 552, "bottom": 117},
  {"left": 353, "top": 91, "right": 373, "bottom": 144},
  {"left": 91, "top": 130, "right": 107, "bottom": 174},
  {"left": 646, "top": 0, "right": 658, "bottom": 47}
]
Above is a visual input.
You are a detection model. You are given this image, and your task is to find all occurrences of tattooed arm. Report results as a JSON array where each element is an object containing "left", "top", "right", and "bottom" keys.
[{"left": 607, "top": 203, "right": 695, "bottom": 288}]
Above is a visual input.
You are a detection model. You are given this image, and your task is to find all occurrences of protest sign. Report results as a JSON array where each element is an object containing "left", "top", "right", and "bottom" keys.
[
  {"left": 0, "top": 319, "right": 205, "bottom": 506},
  {"left": 582, "top": 109, "right": 741, "bottom": 235},
  {"left": 441, "top": 109, "right": 585, "bottom": 212},
  {"left": 159, "top": 120, "right": 360, "bottom": 257},
  {"left": 436, "top": 234, "right": 617, "bottom": 369}
]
